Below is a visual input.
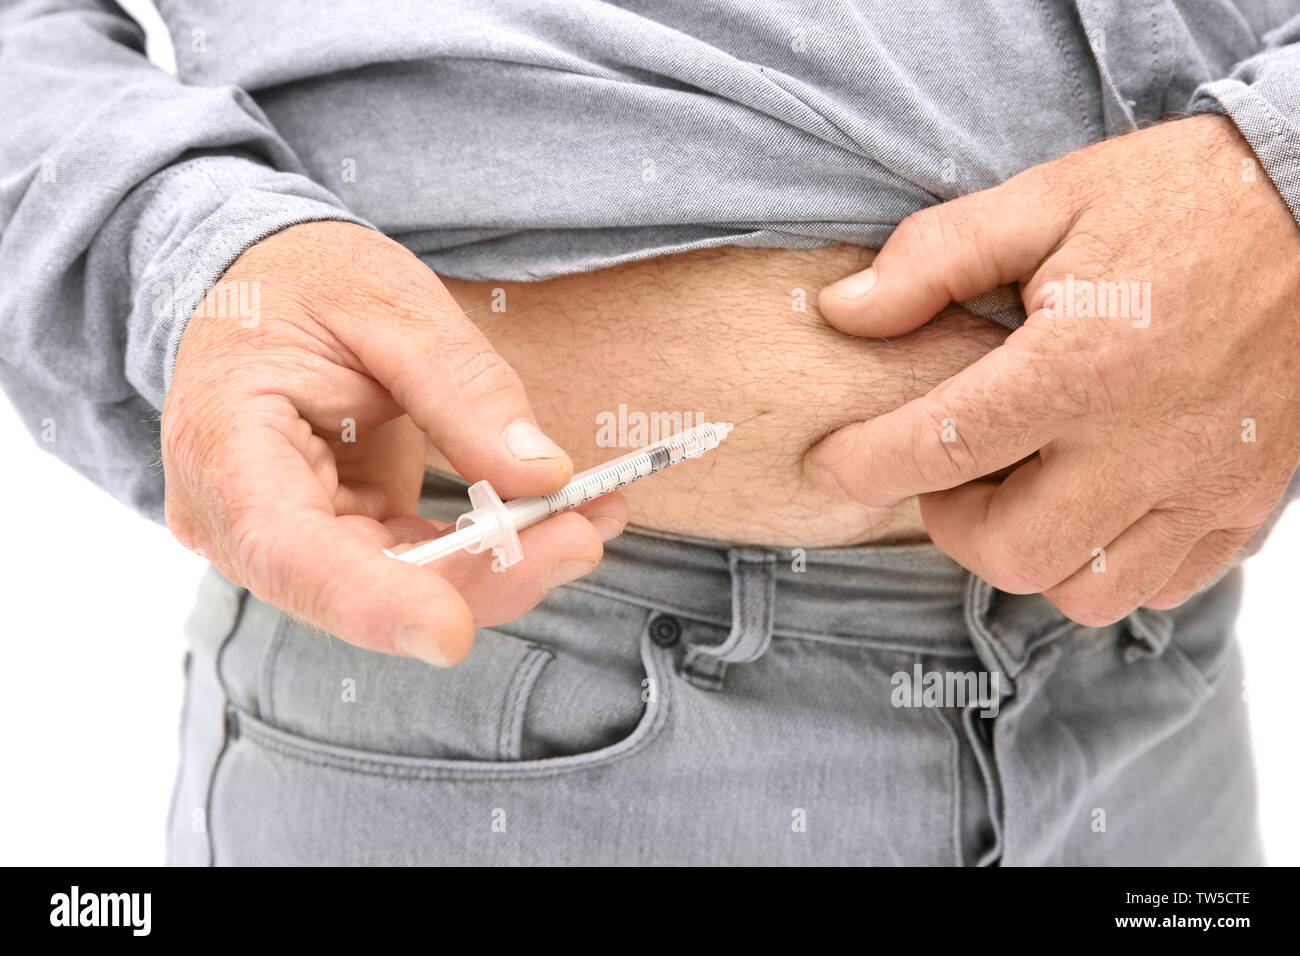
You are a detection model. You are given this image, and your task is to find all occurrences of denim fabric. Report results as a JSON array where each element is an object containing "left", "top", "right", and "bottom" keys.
[
  {"left": 167, "top": 473, "right": 1261, "bottom": 866},
  {"left": 3, "top": 1, "right": 1300, "bottom": 521}
]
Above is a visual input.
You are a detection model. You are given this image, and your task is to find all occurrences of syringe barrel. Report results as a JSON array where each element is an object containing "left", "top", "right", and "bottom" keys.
[
  {"left": 392, "top": 421, "right": 733, "bottom": 569},
  {"left": 529, "top": 421, "right": 732, "bottom": 521}
]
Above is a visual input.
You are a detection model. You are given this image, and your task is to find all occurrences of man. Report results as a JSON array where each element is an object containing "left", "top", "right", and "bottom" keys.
[{"left": 2, "top": 0, "right": 1297, "bottom": 864}]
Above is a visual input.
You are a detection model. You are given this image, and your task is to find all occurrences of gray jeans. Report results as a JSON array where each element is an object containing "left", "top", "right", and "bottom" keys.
[{"left": 168, "top": 474, "right": 1261, "bottom": 865}]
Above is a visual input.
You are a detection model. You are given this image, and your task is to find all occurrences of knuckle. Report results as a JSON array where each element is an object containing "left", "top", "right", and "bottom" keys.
[
  {"left": 824, "top": 430, "right": 893, "bottom": 505},
  {"left": 1052, "top": 591, "right": 1131, "bottom": 628},
  {"left": 1045, "top": 557, "right": 1151, "bottom": 626},
  {"left": 899, "top": 204, "right": 965, "bottom": 250},
  {"left": 1143, "top": 588, "right": 1190, "bottom": 611},
  {"left": 891, "top": 210, "right": 933, "bottom": 253},
  {"left": 911, "top": 398, "right": 980, "bottom": 487},
  {"left": 1154, "top": 506, "right": 1211, "bottom": 544},
  {"left": 1066, "top": 605, "right": 1123, "bottom": 629},
  {"left": 1044, "top": 347, "right": 1104, "bottom": 417},
  {"left": 1088, "top": 599, "right": 1133, "bottom": 627},
  {"left": 446, "top": 345, "right": 522, "bottom": 405},
  {"left": 1000, "top": 330, "right": 1086, "bottom": 420},
  {"left": 984, "top": 541, "right": 1059, "bottom": 594},
  {"left": 896, "top": 202, "right": 988, "bottom": 288}
]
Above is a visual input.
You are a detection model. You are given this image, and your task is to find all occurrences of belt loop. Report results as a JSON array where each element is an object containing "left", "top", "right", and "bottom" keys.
[{"left": 682, "top": 547, "right": 777, "bottom": 690}]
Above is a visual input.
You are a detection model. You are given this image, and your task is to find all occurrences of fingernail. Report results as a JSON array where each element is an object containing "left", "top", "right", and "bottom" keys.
[
  {"left": 589, "top": 516, "right": 624, "bottom": 542},
  {"left": 394, "top": 624, "right": 449, "bottom": 667},
  {"left": 545, "top": 560, "right": 597, "bottom": 593},
  {"left": 504, "top": 419, "right": 566, "bottom": 461},
  {"left": 827, "top": 266, "right": 876, "bottom": 299}
]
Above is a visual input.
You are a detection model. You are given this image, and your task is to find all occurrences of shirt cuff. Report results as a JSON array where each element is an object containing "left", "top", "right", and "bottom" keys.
[
  {"left": 1190, "top": 78, "right": 1300, "bottom": 226},
  {"left": 116, "top": 153, "right": 374, "bottom": 409}
]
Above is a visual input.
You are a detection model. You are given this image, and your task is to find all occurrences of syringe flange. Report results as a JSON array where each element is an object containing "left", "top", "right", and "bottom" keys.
[{"left": 459, "top": 479, "right": 523, "bottom": 572}]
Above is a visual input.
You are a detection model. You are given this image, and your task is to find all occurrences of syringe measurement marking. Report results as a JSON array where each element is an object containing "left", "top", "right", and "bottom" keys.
[{"left": 542, "top": 442, "right": 682, "bottom": 513}]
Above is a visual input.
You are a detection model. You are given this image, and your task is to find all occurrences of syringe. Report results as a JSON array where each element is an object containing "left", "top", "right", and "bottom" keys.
[{"left": 387, "top": 421, "right": 733, "bottom": 571}]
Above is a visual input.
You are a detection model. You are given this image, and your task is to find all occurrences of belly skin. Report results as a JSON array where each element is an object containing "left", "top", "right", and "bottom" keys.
[{"left": 432, "top": 244, "right": 1007, "bottom": 546}]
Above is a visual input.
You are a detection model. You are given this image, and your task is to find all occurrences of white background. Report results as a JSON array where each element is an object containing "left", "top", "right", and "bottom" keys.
[{"left": 1, "top": 1, "right": 1296, "bottom": 866}]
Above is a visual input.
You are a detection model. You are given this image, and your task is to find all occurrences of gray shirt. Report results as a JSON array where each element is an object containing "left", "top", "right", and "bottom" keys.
[{"left": 2, "top": 0, "right": 1299, "bottom": 523}]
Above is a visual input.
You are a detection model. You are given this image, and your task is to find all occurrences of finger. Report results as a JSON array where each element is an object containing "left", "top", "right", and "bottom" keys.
[
  {"left": 329, "top": 270, "right": 572, "bottom": 498},
  {"left": 805, "top": 330, "right": 1075, "bottom": 505},
  {"left": 236, "top": 505, "right": 477, "bottom": 665},
  {"left": 383, "top": 490, "right": 628, "bottom": 553},
  {"left": 382, "top": 514, "right": 455, "bottom": 546},
  {"left": 202, "top": 404, "right": 475, "bottom": 664},
  {"left": 1042, "top": 509, "right": 1206, "bottom": 626},
  {"left": 916, "top": 454, "right": 1150, "bottom": 594},
  {"left": 819, "top": 168, "right": 1076, "bottom": 337},
  {"left": 438, "top": 494, "right": 629, "bottom": 626},
  {"left": 329, "top": 416, "right": 428, "bottom": 519},
  {"left": 382, "top": 493, "right": 628, "bottom": 626},
  {"left": 569, "top": 493, "right": 630, "bottom": 543},
  {"left": 1144, "top": 528, "right": 1253, "bottom": 611}
]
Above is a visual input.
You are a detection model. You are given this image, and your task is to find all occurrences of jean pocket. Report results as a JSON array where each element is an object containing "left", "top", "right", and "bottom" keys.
[{"left": 239, "top": 589, "right": 669, "bottom": 779}]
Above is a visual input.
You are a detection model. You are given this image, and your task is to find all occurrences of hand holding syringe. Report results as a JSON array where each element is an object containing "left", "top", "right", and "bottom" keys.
[{"left": 386, "top": 421, "right": 733, "bottom": 572}]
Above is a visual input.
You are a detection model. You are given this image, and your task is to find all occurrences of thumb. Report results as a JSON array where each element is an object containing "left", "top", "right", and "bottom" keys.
[
  {"left": 335, "top": 276, "right": 572, "bottom": 500},
  {"left": 819, "top": 168, "right": 1074, "bottom": 337}
]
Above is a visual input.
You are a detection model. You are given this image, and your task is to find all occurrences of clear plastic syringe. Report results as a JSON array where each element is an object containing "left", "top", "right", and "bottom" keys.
[{"left": 387, "top": 421, "right": 733, "bottom": 572}]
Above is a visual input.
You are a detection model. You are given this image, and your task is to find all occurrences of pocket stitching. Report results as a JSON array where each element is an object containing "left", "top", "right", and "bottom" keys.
[
  {"left": 230, "top": 628, "right": 671, "bottom": 782},
  {"left": 496, "top": 644, "right": 554, "bottom": 761}
]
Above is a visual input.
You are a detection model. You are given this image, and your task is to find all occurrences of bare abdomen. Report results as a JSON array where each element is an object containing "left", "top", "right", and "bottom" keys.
[{"left": 431, "top": 244, "right": 1006, "bottom": 546}]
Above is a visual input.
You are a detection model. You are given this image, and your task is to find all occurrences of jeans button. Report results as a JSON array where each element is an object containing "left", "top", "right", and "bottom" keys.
[{"left": 649, "top": 614, "right": 682, "bottom": 648}]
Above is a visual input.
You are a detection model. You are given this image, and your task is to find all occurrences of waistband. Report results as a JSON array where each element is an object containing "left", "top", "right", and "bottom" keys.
[{"left": 418, "top": 471, "right": 1075, "bottom": 658}]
